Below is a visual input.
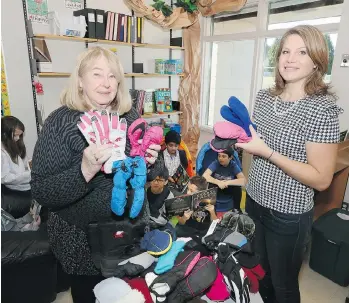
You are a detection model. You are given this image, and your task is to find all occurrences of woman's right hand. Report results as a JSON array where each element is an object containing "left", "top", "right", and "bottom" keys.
[{"left": 81, "top": 143, "right": 113, "bottom": 182}]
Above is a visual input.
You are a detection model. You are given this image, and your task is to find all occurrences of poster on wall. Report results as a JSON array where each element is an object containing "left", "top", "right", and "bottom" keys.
[
  {"left": 65, "top": 0, "right": 83, "bottom": 9},
  {"left": 1, "top": 52, "right": 11, "bottom": 117},
  {"left": 26, "top": 0, "right": 49, "bottom": 24}
]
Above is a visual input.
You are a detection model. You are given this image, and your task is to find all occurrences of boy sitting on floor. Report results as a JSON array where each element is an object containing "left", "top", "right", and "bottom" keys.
[
  {"left": 203, "top": 147, "right": 246, "bottom": 219},
  {"left": 147, "top": 167, "right": 174, "bottom": 226},
  {"left": 161, "top": 130, "right": 188, "bottom": 184},
  {"left": 173, "top": 176, "right": 218, "bottom": 237}
]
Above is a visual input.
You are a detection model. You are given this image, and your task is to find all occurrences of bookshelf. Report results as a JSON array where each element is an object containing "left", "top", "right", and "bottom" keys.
[
  {"left": 141, "top": 111, "right": 182, "bottom": 119},
  {"left": 37, "top": 72, "right": 184, "bottom": 78},
  {"left": 33, "top": 34, "right": 185, "bottom": 50},
  {"left": 22, "top": 0, "right": 183, "bottom": 135}
]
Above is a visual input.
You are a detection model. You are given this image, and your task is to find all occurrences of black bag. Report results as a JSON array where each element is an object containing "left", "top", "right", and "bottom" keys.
[
  {"left": 309, "top": 208, "right": 349, "bottom": 287},
  {"left": 87, "top": 189, "right": 150, "bottom": 278}
]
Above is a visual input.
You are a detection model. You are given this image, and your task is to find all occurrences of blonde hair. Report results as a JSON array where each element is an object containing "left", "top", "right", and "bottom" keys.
[
  {"left": 270, "top": 25, "right": 333, "bottom": 97},
  {"left": 61, "top": 46, "right": 132, "bottom": 114}
]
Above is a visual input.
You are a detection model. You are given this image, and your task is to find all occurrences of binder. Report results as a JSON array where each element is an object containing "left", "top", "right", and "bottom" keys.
[
  {"left": 105, "top": 11, "right": 111, "bottom": 40},
  {"left": 127, "top": 16, "right": 131, "bottom": 43},
  {"left": 119, "top": 14, "right": 125, "bottom": 42},
  {"left": 73, "top": 8, "right": 96, "bottom": 39},
  {"left": 131, "top": 16, "right": 135, "bottom": 43},
  {"left": 109, "top": 12, "right": 115, "bottom": 41},
  {"left": 95, "top": 9, "right": 105, "bottom": 39},
  {"left": 113, "top": 13, "right": 119, "bottom": 41},
  {"left": 141, "top": 17, "right": 144, "bottom": 43},
  {"left": 117, "top": 13, "right": 123, "bottom": 41},
  {"left": 123, "top": 15, "right": 128, "bottom": 42},
  {"left": 137, "top": 17, "right": 141, "bottom": 43}
]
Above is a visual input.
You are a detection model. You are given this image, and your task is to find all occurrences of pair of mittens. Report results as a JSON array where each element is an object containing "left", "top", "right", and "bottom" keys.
[
  {"left": 145, "top": 250, "right": 201, "bottom": 302},
  {"left": 77, "top": 110, "right": 127, "bottom": 173},
  {"left": 128, "top": 118, "right": 163, "bottom": 161},
  {"left": 113, "top": 252, "right": 155, "bottom": 278}
]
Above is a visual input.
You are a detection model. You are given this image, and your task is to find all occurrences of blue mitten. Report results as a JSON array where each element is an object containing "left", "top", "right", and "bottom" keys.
[
  {"left": 111, "top": 159, "right": 132, "bottom": 216},
  {"left": 155, "top": 237, "right": 192, "bottom": 274},
  {"left": 129, "top": 156, "right": 147, "bottom": 219},
  {"left": 221, "top": 105, "right": 244, "bottom": 129},
  {"left": 221, "top": 96, "right": 256, "bottom": 137}
]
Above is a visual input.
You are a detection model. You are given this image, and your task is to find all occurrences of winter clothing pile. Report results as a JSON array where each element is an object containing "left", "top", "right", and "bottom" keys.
[{"left": 93, "top": 215, "right": 264, "bottom": 303}]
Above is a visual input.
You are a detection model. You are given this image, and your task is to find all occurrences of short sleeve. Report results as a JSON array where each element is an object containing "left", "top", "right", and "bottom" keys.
[
  {"left": 231, "top": 161, "right": 242, "bottom": 176},
  {"left": 305, "top": 103, "right": 342, "bottom": 143},
  {"left": 208, "top": 160, "right": 218, "bottom": 173}
]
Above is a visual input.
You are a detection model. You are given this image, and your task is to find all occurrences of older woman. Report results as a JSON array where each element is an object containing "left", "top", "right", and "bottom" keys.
[{"left": 31, "top": 47, "right": 159, "bottom": 303}]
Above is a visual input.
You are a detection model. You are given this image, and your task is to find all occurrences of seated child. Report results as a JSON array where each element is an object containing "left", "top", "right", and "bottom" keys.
[
  {"left": 203, "top": 147, "right": 246, "bottom": 219},
  {"left": 161, "top": 130, "right": 188, "bottom": 183},
  {"left": 174, "top": 176, "right": 218, "bottom": 236},
  {"left": 147, "top": 167, "right": 174, "bottom": 226}
]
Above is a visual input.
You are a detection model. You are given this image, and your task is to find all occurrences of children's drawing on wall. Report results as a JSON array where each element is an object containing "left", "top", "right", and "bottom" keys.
[
  {"left": 1, "top": 52, "right": 11, "bottom": 117},
  {"left": 26, "top": 0, "right": 49, "bottom": 24},
  {"left": 65, "top": 0, "right": 83, "bottom": 10}
]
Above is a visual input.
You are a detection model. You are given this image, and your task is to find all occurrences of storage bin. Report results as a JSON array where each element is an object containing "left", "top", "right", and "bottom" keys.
[
  {"left": 155, "top": 59, "right": 165, "bottom": 74},
  {"left": 170, "top": 124, "right": 181, "bottom": 134},
  {"left": 163, "top": 127, "right": 171, "bottom": 136},
  {"left": 309, "top": 208, "right": 349, "bottom": 286}
]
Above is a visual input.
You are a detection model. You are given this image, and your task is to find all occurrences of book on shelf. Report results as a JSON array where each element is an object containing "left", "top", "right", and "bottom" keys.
[{"left": 102, "top": 11, "right": 144, "bottom": 43}]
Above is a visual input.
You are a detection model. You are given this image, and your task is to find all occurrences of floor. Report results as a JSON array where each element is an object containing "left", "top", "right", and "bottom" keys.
[{"left": 54, "top": 258, "right": 349, "bottom": 303}]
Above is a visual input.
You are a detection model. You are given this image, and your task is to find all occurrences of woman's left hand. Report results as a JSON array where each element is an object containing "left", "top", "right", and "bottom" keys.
[
  {"left": 145, "top": 144, "right": 161, "bottom": 164},
  {"left": 235, "top": 125, "right": 273, "bottom": 158}
]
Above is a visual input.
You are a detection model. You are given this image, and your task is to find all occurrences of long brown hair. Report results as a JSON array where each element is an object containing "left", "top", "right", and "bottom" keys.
[
  {"left": 270, "top": 25, "right": 332, "bottom": 97},
  {"left": 1, "top": 116, "right": 26, "bottom": 163}
]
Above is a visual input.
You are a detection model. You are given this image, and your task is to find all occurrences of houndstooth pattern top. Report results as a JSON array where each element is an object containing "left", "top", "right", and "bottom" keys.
[{"left": 246, "top": 89, "right": 342, "bottom": 214}]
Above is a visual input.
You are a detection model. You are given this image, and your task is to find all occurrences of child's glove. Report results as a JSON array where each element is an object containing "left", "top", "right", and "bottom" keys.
[
  {"left": 104, "top": 113, "right": 127, "bottom": 173},
  {"left": 77, "top": 110, "right": 127, "bottom": 174}
]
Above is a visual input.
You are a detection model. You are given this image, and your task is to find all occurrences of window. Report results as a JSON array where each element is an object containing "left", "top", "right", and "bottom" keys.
[
  {"left": 201, "top": 0, "right": 344, "bottom": 128},
  {"left": 268, "top": 0, "right": 344, "bottom": 30},
  {"left": 261, "top": 33, "right": 338, "bottom": 89},
  {"left": 206, "top": 40, "right": 255, "bottom": 127}
]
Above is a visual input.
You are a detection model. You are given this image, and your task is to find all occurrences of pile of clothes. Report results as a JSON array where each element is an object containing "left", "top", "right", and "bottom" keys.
[{"left": 93, "top": 211, "right": 264, "bottom": 303}]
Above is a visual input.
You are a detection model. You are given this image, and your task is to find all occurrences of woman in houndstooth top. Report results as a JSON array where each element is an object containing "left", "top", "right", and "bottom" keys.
[{"left": 236, "top": 25, "right": 342, "bottom": 303}]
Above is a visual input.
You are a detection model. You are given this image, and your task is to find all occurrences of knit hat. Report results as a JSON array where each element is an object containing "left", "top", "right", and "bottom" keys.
[
  {"left": 94, "top": 277, "right": 145, "bottom": 303},
  {"left": 140, "top": 230, "right": 173, "bottom": 256},
  {"left": 165, "top": 130, "right": 181, "bottom": 145},
  {"left": 124, "top": 277, "right": 153, "bottom": 303}
]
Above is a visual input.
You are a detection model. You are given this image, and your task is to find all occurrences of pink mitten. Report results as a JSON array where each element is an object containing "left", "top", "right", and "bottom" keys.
[
  {"left": 141, "top": 126, "right": 163, "bottom": 157},
  {"left": 206, "top": 266, "right": 230, "bottom": 301},
  {"left": 128, "top": 118, "right": 148, "bottom": 157}
]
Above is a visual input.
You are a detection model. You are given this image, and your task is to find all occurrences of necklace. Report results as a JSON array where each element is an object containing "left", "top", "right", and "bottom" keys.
[{"left": 273, "top": 96, "right": 302, "bottom": 116}]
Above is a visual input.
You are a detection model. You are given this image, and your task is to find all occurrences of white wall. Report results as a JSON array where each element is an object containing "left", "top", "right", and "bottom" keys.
[
  {"left": 1, "top": 0, "right": 183, "bottom": 158},
  {"left": 2, "top": 0, "right": 38, "bottom": 158},
  {"left": 331, "top": 0, "right": 349, "bottom": 202}
]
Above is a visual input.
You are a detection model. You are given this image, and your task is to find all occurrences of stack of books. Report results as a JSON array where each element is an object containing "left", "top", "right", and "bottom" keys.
[{"left": 73, "top": 8, "right": 144, "bottom": 43}]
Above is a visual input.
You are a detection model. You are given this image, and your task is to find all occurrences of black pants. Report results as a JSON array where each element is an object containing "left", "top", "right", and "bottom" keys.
[
  {"left": 246, "top": 195, "right": 313, "bottom": 303},
  {"left": 70, "top": 274, "right": 104, "bottom": 303}
]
